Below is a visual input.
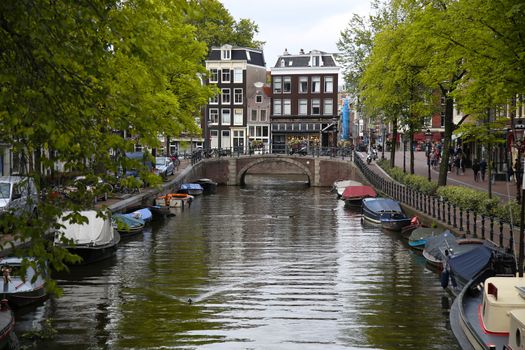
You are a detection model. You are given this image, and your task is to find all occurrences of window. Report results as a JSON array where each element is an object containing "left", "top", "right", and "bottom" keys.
[
  {"left": 209, "top": 69, "right": 218, "bottom": 83},
  {"left": 324, "top": 77, "right": 333, "bottom": 93},
  {"left": 221, "top": 69, "right": 230, "bottom": 83},
  {"left": 251, "top": 109, "right": 257, "bottom": 122},
  {"left": 260, "top": 110, "right": 267, "bottom": 122},
  {"left": 299, "top": 77, "right": 308, "bottom": 93},
  {"left": 312, "top": 99, "right": 320, "bottom": 115},
  {"left": 209, "top": 94, "right": 219, "bottom": 104},
  {"left": 273, "top": 99, "right": 282, "bottom": 115},
  {"left": 233, "top": 69, "right": 243, "bottom": 83},
  {"left": 234, "top": 88, "right": 243, "bottom": 104},
  {"left": 222, "top": 109, "right": 231, "bottom": 124},
  {"left": 256, "top": 94, "right": 263, "bottom": 103},
  {"left": 221, "top": 88, "right": 230, "bottom": 104},
  {"left": 312, "top": 77, "right": 320, "bottom": 93},
  {"left": 283, "top": 99, "right": 291, "bottom": 115},
  {"left": 222, "top": 49, "right": 231, "bottom": 60},
  {"left": 210, "top": 130, "right": 218, "bottom": 137},
  {"left": 298, "top": 99, "right": 307, "bottom": 115},
  {"left": 273, "top": 76, "right": 282, "bottom": 93},
  {"left": 234, "top": 109, "right": 243, "bottom": 125},
  {"left": 323, "top": 99, "right": 333, "bottom": 115},
  {"left": 283, "top": 76, "right": 291, "bottom": 93},
  {"left": 209, "top": 108, "right": 219, "bottom": 124},
  {"left": 312, "top": 55, "right": 320, "bottom": 66}
]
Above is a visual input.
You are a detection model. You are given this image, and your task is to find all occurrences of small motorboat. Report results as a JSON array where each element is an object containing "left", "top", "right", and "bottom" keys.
[
  {"left": 422, "top": 231, "right": 484, "bottom": 270},
  {"left": 332, "top": 179, "right": 363, "bottom": 198},
  {"left": 112, "top": 213, "right": 145, "bottom": 237},
  {"left": 362, "top": 198, "right": 410, "bottom": 231},
  {"left": 128, "top": 208, "right": 153, "bottom": 223},
  {"left": 55, "top": 210, "right": 120, "bottom": 265},
  {"left": 341, "top": 185, "right": 377, "bottom": 208},
  {"left": 155, "top": 193, "right": 194, "bottom": 209},
  {"left": 178, "top": 183, "right": 204, "bottom": 196},
  {"left": 194, "top": 178, "right": 218, "bottom": 195},
  {"left": 407, "top": 227, "right": 442, "bottom": 251},
  {"left": 0, "top": 256, "right": 48, "bottom": 308}
]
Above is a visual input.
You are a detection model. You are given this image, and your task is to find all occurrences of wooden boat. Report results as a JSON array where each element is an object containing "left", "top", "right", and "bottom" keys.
[
  {"left": 450, "top": 275, "right": 525, "bottom": 350},
  {"left": 341, "top": 185, "right": 377, "bottom": 208},
  {"left": 112, "top": 213, "right": 145, "bottom": 237},
  {"left": 332, "top": 179, "right": 363, "bottom": 198},
  {"left": 408, "top": 227, "right": 442, "bottom": 251},
  {"left": 178, "top": 183, "right": 204, "bottom": 196},
  {"left": 194, "top": 178, "right": 218, "bottom": 195},
  {"left": 0, "top": 257, "right": 47, "bottom": 308},
  {"left": 156, "top": 193, "right": 194, "bottom": 209},
  {"left": 55, "top": 210, "right": 120, "bottom": 265},
  {"left": 0, "top": 300, "right": 15, "bottom": 349}
]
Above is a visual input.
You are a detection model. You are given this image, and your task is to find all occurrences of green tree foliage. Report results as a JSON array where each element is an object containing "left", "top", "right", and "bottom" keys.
[
  {"left": 0, "top": 0, "right": 215, "bottom": 289},
  {"left": 185, "top": 0, "right": 264, "bottom": 50}
]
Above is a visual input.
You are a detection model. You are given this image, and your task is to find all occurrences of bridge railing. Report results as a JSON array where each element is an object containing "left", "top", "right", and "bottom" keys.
[
  {"left": 353, "top": 150, "right": 516, "bottom": 254},
  {"left": 190, "top": 146, "right": 355, "bottom": 165}
]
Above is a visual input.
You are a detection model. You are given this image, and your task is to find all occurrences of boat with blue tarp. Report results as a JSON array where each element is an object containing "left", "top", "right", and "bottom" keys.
[
  {"left": 178, "top": 183, "right": 203, "bottom": 196},
  {"left": 361, "top": 197, "right": 411, "bottom": 231}
]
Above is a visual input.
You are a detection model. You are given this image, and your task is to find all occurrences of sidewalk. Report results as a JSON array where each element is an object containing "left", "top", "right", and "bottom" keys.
[{"left": 381, "top": 150, "right": 518, "bottom": 203}]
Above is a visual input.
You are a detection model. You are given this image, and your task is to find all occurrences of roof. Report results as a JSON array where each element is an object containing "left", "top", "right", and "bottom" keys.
[
  {"left": 207, "top": 46, "right": 265, "bottom": 67},
  {"left": 272, "top": 50, "right": 338, "bottom": 68}
]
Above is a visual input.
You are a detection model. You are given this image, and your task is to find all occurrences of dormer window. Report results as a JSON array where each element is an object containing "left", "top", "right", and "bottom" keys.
[
  {"left": 312, "top": 55, "right": 321, "bottom": 67},
  {"left": 221, "top": 44, "right": 232, "bottom": 60}
]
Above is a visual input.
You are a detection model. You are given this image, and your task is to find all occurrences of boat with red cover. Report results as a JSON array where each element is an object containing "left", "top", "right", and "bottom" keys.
[{"left": 341, "top": 185, "right": 377, "bottom": 208}]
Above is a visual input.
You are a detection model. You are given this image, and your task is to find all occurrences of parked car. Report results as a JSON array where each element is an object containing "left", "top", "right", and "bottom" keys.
[
  {"left": 0, "top": 176, "right": 39, "bottom": 218},
  {"left": 64, "top": 175, "right": 112, "bottom": 203},
  {"left": 154, "top": 157, "right": 175, "bottom": 179}
]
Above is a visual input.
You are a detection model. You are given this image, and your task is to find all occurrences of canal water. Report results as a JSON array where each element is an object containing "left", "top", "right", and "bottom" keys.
[{"left": 15, "top": 176, "right": 460, "bottom": 349}]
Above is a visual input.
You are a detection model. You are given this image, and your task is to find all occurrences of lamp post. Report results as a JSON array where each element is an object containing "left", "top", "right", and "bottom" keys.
[{"left": 425, "top": 129, "right": 432, "bottom": 181}]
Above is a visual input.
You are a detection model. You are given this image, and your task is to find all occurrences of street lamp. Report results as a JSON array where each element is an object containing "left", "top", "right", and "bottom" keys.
[{"left": 425, "top": 129, "right": 432, "bottom": 181}]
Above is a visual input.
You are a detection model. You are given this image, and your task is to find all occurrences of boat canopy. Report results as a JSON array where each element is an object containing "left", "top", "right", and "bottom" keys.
[
  {"left": 341, "top": 186, "right": 377, "bottom": 200},
  {"left": 57, "top": 211, "right": 114, "bottom": 246},
  {"left": 180, "top": 183, "right": 203, "bottom": 191},
  {"left": 113, "top": 213, "right": 145, "bottom": 228},
  {"left": 362, "top": 198, "right": 403, "bottom": 213},
  {"left": 448, "top": 244, "right": 494, "bottom": 282}
]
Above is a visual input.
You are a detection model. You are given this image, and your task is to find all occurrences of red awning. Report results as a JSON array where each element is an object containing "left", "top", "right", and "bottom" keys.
[{"left": 341, "top": 186, "right": 377, "bottom": 200}]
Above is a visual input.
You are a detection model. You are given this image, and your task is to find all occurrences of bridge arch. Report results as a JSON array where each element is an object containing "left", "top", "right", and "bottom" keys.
[{"left": 237, "top": 157, "right": 313, "bottom": 186}]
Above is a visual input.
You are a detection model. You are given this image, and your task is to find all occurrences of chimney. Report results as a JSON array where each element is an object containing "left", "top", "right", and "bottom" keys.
[
  {"left": 283, "top": 48, "right": 290, "bottom": 55},
  {"left": 299, "top": 49, "right": 305, "bottom": 55}
]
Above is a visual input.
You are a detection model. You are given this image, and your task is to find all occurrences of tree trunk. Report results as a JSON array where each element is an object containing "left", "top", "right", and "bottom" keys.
[
  {"left": 410, "top": 132, "right": 415, "bottom": 174},
  {"left": 390, "top": 117, "right": 398, "bottom": 168},
  {"left": 438, "top": 94, "right": 454, "bottom": 186}
]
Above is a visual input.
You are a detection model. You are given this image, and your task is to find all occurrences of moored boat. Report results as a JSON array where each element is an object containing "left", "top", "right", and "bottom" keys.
[
  {"left": 128, "top": 208, "right": 153, "bottom": 223},
  {"left": 332, "top": 179, "right": 363, "bottom": 198},
  {"left": 194, "top": 178, "right": 218, "bottom": 195},
  {"left": 178, "top": 183, "right": 204, "bottom": 196},
  {"left": 341, "top": 185, "right": 377, "bottom": 208},
  {"left": 0, "top": 257, "right": 47, "bottom": 308},
  {"left": 362, "top": 198, "right": 411, "bottom": 231},
  {"left": 155, "top": 193, "right": 194, "bottom": 209},
  {"left": 422, "top": 231, "right": 484, "bottom": 270},
  {"left": 112, "top": 213, "right": 145, "bottom": 237},
  {"left": 0, "top": 300, "right": 15, "bottom": 349},
  {"left": 408, "top": 227, "right": 442, "bottom": 251},
  {"left": 380, "top": 211, "right": 412, "bottom": 231},
  {"left": 450, "top": 274, "right": 525, "bottom": 350},
  {"left": 55, "top": 210, "right": 120, "bottom": 265}
]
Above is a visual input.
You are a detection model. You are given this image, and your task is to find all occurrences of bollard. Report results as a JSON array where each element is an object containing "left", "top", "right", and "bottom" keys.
[
  {"left": 472, "top": 212, "right": 477, "bottom": 238},
  {"left": 447, "top": 202, "right": 451, "bottom": 225},
  {"left": 453, "top": 204, "right": 457, "bottom": 228},
  {"left": 459, "top": 208, "right": 464, "bottom": 232},
  {"left": 490, "top": 217, "right": 494, "bottom": 242},
  {"left": 481, "top": 215, "right": 486, "bottom": 240},
  {"left": 466, "top": 210, "right": 470, "bottom": 235}
]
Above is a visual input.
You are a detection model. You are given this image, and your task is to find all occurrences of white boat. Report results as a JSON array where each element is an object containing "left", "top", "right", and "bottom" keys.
[
  {"left": 178, "top": 183, "right": 204, "bottom": 196},
  {"left": 0, "top": 256, "right": 47, "bottom": 308},
  {"left": 332, "top": 179, "right": 363, "bottom": 198},
  {"left": 55, "top": 210, "right": 120, "bottom": 265},
  {"left": 155, "top": 193, "right": 194, "bottom": 209}
]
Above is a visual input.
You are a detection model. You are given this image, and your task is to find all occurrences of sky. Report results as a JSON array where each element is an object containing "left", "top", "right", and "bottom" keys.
[{"left": 219, "top": 0, "right": 374, "bottom": 67}]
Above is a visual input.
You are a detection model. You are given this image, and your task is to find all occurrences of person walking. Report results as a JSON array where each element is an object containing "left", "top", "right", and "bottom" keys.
[
  {"left": 480, "top": 158, "right": 487, "bottom": 182},
  {"left": 472, "top": 159, "right": 480, "bottom": 182}
]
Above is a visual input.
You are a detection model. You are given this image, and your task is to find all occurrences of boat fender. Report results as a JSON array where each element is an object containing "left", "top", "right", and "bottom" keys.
[{"left": 440, "top": 270, "right": 449, "bottom": 289}]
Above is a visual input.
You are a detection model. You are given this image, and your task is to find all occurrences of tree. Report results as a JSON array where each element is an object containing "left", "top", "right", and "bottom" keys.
[{"left": 0, "top": 0, "right": 213, "bottom": 288}]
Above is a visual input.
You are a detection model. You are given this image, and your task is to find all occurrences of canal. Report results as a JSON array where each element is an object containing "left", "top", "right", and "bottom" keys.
[{"left": 16, "top": 176, "right": 460, "bottom": 349}]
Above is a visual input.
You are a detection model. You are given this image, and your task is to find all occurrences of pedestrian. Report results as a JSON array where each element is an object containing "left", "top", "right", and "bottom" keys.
[
  {"left": 508, "top": 162, "right": 515, "bottom": 182},
  {"left": 454, "top": 155, "right": 461, "bottom": 175},
  {"left": 480, "top": 158, "right": 487, "bottom": 181},
  {"left": 472, "top": 159, "right": 480, "bottom": 182},
  {"left": 460, "top": 155, "right": 466, "bottom": 175}
]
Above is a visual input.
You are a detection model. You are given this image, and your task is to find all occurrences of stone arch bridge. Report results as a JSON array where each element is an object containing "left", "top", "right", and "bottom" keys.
[{"left": 178, "top": 154, "right": 359, "bottom": 187}]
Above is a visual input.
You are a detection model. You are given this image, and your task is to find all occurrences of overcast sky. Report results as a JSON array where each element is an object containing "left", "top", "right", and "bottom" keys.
[{"left": 220, "top": 0, "right": 373, "bottom": 67}]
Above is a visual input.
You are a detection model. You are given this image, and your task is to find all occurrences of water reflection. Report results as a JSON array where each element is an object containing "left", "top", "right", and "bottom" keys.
[{"left": 17, "top": 181, "right": 459, "bottom": 349}]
